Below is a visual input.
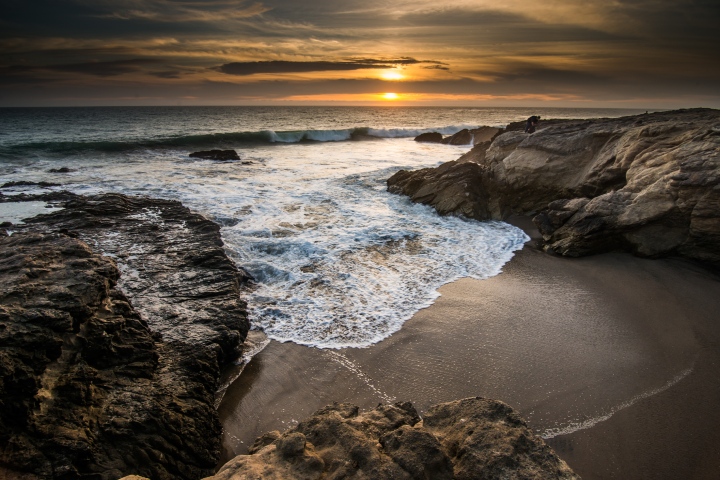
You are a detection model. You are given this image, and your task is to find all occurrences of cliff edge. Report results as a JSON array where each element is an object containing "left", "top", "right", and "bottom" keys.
[
  {"left": 0, "top": 193, "right": 251, "bottom": 479},
  {"left": 388, "top": 108, "right": 720, "bottom": 265}
]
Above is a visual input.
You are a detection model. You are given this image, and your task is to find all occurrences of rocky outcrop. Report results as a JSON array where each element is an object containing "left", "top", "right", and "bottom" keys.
[
  {"left": 470, "top": 126, "right": 502, "bottom": 146},
  {"left": 442, "top": 129, "right": 473, "bottom": 145},
  {"left": 1, "top": 193, "right": 251, "bottom": 479},
  {"left": 414, "top": 132, "right": 443, "bottom": 143},
  {"left": 189, "top": 149, "right": 241, "bottom": 161},
  {"left": 388, "top": 109, "right": 720, "bottom": 266},
  {"left": 206, "top": 398, "right": 579, "bottom": 480},
  {"left": 414, "top": 127, "right": 501, "bottom": 146}
]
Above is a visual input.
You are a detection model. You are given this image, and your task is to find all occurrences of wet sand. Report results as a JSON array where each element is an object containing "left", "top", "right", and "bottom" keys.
[{"left": 218, "top": 224, "right": 720, "bottom": 479}]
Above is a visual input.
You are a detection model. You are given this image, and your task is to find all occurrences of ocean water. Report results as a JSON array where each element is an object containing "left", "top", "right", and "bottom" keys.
[{"left": 0, "top": 106, "right": 648, "bottom": 348}]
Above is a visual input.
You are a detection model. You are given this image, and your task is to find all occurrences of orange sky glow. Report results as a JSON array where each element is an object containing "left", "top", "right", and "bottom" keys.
[{"left": 1, "top": 1, "right": 719, "bottom": 108}]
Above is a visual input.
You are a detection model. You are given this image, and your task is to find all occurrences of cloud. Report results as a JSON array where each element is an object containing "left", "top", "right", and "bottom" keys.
[
  {"left": 216, "top": 58, "right": 440, "bottom": 75},
  {"left": 1, "top": 58, "right": 161, "bottom": 79},
  {"left": 96, "top": 0, "right": 271, "bottom": 22}
]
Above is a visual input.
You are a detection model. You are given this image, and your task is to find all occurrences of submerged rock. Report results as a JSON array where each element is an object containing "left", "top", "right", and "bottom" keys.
[
  {"left": 189, "top": 149, "right": 241, "bottom": 161},
  {"left": 206, "top": 398, "right": 579, "bottom": 480},
  {"left": 388, "top": 108, "right": 720, "bottom": 266},
  {"left": 2, "top": 193, "right": 251, "bottom": 479}
]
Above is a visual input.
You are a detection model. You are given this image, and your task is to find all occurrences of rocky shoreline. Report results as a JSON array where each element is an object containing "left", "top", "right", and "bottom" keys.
[
  {"left": 3, "top": 108, "right": 718, "bottom": 479},
  {"left": 1, "top": 191, "right": 580, "bottom": 479},
  {"left": 389, "top": 108, "right": 720, "bottom": 267},
  {"left": 208, "top": 398, "right": 579, "bottom": 480},
  {"left": 1, "top": 193, "right": 251, "bottom": 479}
]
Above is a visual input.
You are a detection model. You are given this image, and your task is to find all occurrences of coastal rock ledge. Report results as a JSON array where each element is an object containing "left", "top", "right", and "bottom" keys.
[
  {"left": 206, "top": 398, "right": 579, "bottom": 480},
  {"left": 1, "top": 193, "right": 251, "bottom": 479},
  {"left": 388, "top": 108, "right": 720, "bottom": 265}
]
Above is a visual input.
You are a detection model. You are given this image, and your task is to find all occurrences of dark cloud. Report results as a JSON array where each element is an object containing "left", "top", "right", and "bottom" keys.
[
  {"left": 151, "top": 70, "right": 184, "bottom": 79},
  {"left": 0, "top": 58, "right": 161, "bottom": 79},
  {"left": 217, "top": 58, "right": 435, "bottom": 75},
  {"left": 423, "top": 65, "right": 450, "bottom": 71}
]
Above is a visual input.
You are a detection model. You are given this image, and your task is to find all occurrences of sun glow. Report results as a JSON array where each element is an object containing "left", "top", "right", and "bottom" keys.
[
  {"left": 380, "top": 71, "right": 404, "bottom": 81},
  {"left": 382, "top": 92, "right": 399, "bottom": 100}
]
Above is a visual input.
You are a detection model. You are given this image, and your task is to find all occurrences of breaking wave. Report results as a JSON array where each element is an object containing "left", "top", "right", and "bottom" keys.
[{"left": 0, "top": 125, "right": 475, "bottom": 157}]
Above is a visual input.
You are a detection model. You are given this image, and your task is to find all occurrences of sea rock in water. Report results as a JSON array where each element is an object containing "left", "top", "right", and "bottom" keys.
[
  {"left": 2, "top": 193, "right": 251, "bottom": 479},
  {"left": 388, "top": 108, "right": 720, "bottom": 266},
  {"left": 206, "top": 398, "right": 579, "bottom": 480},
  {"left": 442, "top": 128, "right": 473, "bottom": 145},
  {"left": 414, "top": 132, "right": 444, "bottom": 143},
  {"left": 189, "top": 149, "right": 241, "bottom": 161},
  {"left": 470, "top": 126, "right": 502, "bottom": 145}
]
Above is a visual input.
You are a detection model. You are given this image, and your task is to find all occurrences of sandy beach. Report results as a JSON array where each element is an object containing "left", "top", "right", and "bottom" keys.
[{"left": 218, "top": 220, "right": 720, "bottom": 479}]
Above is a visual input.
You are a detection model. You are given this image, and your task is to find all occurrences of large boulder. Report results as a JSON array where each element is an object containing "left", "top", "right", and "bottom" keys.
[
  {"left": 206, "top": 398, "right": 578, "bottom": 480},
  {"left": 388, "top": 109, "right": 720, "bottom": 265},
  {"left": 1, "top": 193, "right": 251, "bottom": 479}
]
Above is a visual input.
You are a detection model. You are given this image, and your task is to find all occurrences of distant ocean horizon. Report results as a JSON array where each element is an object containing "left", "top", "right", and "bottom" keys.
[{"left": 0, "top": 105, "right": 649, "bottom": 348}]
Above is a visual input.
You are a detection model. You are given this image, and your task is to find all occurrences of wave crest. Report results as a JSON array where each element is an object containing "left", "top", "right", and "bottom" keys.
[{"left": 0, "top": 125, "right": 474, "bottom": 156}]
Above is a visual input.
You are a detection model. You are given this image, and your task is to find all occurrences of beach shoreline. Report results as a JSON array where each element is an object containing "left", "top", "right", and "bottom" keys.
[{"left": 218, "top": 218, "right": 720, "bottom": 479}]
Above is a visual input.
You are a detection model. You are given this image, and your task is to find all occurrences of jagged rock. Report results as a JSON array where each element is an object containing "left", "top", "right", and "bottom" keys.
[
  {"left": 470, "top": 126, "right": 502, "bottom": 145},
  {"left": 442, "top": 129, "right": 473, "bottom": 145},
  {"left": 206, "top": 398, "right": 578, "bottom": 480},
  {"left": 189, "top": 149, "right": 241, "bottom": 161},
  {"left": 2, "top": 193, "right": 251, "bottom": 479},
  {"left": 414, "top": 132, "right": 444, "bottom": 143},
  {"left": 388, "top": 109, "right": 720, "bottom": 266},
  {"left": 48, "top": 167, "right": 75, "bottom": 173}
]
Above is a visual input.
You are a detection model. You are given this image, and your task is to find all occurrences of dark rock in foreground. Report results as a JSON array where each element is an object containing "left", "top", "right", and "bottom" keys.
[
  {"left": 207, "top": 398, "right": 579, "bottom": 480},
  {"left": 388, "top": 108, "right": 720, "bottom": 266},
  {"left": 189, "top": 149, "right": 241, "bottom": 161},
  {"left": 1, "top": 193, "right": 251, "bottom": 479}
]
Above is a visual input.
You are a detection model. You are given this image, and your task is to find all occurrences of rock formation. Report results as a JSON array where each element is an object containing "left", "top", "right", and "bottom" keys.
[
  {"left": 414, "top": 132, "right": 443, "bottom": 143},
  {"left": 189, "top": 149, "right": 241, "bottom": 161},
  {"left": 442, "top": 129, "right": 473, "bottom": 145},
  {"left": 1, "top": 193, "right": 251, "bottom": 479},
  {"left": 388, "top": 109, "right": 720, "bottom": 266},
  {"left": 206, "top": 398, "right": 579, "bottom": 480}
]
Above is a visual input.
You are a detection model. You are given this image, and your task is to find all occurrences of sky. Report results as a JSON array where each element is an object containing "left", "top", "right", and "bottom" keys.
[{"left": 1, "top": 0, "right": 719, "bottom": 108}]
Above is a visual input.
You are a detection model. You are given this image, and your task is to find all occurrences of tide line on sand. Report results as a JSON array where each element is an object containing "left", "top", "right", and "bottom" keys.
[{"left": 541, "top": 362, "right": 695, "bottom": 439}]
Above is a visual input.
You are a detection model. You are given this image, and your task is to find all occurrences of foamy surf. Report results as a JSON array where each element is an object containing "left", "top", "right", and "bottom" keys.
[{"left": 3, "top": 106, "right": 648, "bottom": 351}]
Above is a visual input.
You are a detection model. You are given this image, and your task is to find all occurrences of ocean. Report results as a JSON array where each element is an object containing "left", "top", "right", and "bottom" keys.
[{"left": 0, "top": 106, "right": 649, "bottom": 348}]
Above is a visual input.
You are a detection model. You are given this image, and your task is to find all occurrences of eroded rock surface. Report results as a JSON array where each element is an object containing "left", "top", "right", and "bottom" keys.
[
  {"left": 1, "top": 193, "right": 251, "bottom": 479},
  {"left": 388, "top": 109, "right": 720, "bottom": 265},
  {"left": 207, "top": 398, "right": 579, "bottom": 480}
]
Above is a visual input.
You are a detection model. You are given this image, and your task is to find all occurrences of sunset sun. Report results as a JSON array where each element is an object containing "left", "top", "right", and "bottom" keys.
[
  {"left": 383, "top": 92, "right": 399, "bottom": 100},
  {"left": 380, "top": 71, "right": 404, "bottom": 81}
]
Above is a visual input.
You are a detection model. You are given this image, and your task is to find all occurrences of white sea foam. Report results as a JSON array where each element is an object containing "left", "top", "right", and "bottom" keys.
[
  {"left": 0, "top": 138, "right": 528, "bottom": 349},
  {"left": 0, "top": 201, "right": 63, "bottom": 224}
]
